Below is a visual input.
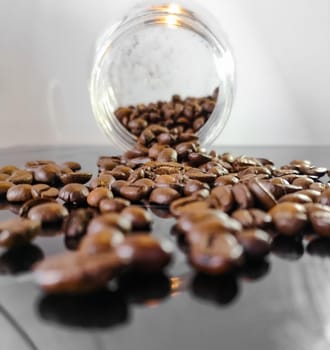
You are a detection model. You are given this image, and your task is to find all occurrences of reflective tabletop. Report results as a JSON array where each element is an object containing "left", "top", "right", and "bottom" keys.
[{"left": 0, "top": 145, "right": 330, "bottom": 350}]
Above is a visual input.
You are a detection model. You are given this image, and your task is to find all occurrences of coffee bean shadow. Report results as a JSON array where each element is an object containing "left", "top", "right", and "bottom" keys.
[
  {"left": 0, "top": 244, "right": 44, "bottom": 274},
  {"left": 37, "top": 289, "right": 130, "bottom": 329},
  {"left": 271, "top": 235, "right": 304, "bottom": 261},
  {"left": 307, "top": 237, "right": 330, "bottom": 257},
  {"left": 118, "top": 271, "right": 171, "bottom": 305},
  {"left": 191, "top": 273, "right": 240, "bottom": 306},
  {"left": 239, "top": 258, "right": 271, "bottom": 282}
]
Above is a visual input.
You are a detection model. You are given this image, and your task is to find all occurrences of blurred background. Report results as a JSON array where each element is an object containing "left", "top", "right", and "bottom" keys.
[{"left": 0, "top": 0, "right": 329, "bottom": 147}]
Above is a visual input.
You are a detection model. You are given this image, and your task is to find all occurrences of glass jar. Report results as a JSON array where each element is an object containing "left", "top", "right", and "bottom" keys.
[{"left": 90, "top": 0, "right": 235, "bottom": 150}]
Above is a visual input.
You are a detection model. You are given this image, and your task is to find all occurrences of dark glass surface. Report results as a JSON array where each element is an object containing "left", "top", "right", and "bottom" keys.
[{"left": 0, "top": 145, "right": 330, "bottom": 350}]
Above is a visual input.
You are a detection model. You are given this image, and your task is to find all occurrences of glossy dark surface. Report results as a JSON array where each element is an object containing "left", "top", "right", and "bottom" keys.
[{"left": 0, "top": 145, "right": 330, "bottom": 350}]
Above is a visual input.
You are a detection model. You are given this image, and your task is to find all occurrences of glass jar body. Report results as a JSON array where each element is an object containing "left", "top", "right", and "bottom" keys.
[{"left": 90, "top": 1, "right": 235, "bottom": 150}]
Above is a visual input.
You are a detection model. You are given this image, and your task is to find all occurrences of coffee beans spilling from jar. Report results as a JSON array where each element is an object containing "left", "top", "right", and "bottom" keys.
[{"left": 0, "top": 94, "right": 330, "bottom": 296}]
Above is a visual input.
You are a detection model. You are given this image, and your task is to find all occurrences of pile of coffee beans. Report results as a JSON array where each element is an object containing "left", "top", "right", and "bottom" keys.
[
  {"left": 115, "top": 90, "right": 218, "bottom": 137},
  {"left": 0, "top": 94, "right": 330, "bottom": 296}
]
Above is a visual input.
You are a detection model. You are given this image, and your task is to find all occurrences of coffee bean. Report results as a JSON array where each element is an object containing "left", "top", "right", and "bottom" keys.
[
  {"left": 19, "top": 198, "right": 56, "bottom": 218},
  {"left": 292, "top": 176, "right": 314, "bottom": 189},
  {"left": 189, "top": 232, "right": 244, "bottom": 275},
  {"left": 307, "top": 207, "right": 330, "bottom": 237},
  {"left": 8, "top": 170, "right": 33, "bottom": 184},
  {"left": 232, "top": 183, "right": 254, "bottom": 209},
  {"left": 33, "top": 164, "right": 61, "bottom": 185},
  {"left": 149, "top": 187, "right": 181, "bottom": 206},
  {"left": 0, "top": 165, "right": 19, "bottom": 175},
  {"left": 27, "top": 202, "right": 69, "bottom": 225},
  {"left": 231, "top": 208, "right": 272, "bottom": 229},
  {"left": 214, "top": 174, "right": 239, "bottom": 186},
  {"left": 310, "top": 182, "right": 328, "bottom": 192},
  {"left": 89, "top": 174, "right": 115, "bottom": 190},
  {"left": 278, "top": 193, "right": 313, "bottom": 204},
  {"left": 31, "top": 184, "right": 59, "bottom": 199},
  {"left": 183, "top": 179, "right": 209, "bottom": 196},
  {"left": 120, "top": 206, "right": 152, "bottom": 231},
  {"left": 317, "top": 188, "right": 330, "bottom": 206},
  {"left": 185, "top": 168, "right": 216, "bottom": 183},
  {"left": 79, "top": 229, "right": 125, "bottom": 255},
  {"left": 236, "top": 229, "right": 272, "bottom": 258},
  {"left": 63, "top": 208, "right": 95, "bottom": 238},
  {"left": 157, "top": 148, "right": 178, "bottom": 162},
  {"left": 33, "top": 252, "right": 122, "bottom": 294},
  {"left": 248, "top": 178, "right": 277, "bottom": 209},
  {"left": 59, "top": 183, "right": 89, "bottom": 206},
  {"left": 0, "top": 218, "right": 40, "bottom": 247},
  {"left": 87, "top": 213, "right": 131, "bottom": 235},
  {"left": 119, "top": 184, "right": 149, "bottom": 202},
  {"left": 269, "top": 203, "right": 307, "bottom": 236},
  {"left": 114, "top": 235, "right": 173, "bottom": 272},
  {"left": 97, "top": 157, "right": 121, "bottom": 171},
  {"left": 155, "top": 174, "right": 182, "bottom": 192},
  {"left": 0, "top": 173, "right": 9, "bottom": 181},
  {"left": 170, "top": 196, "right": 210, "bottom": 217},
  {"left": 61, "top": 161, "right": 81, "bottom": 172},
  {"left": 207, "top": 185, "right": 235, "bottom": 212},
  {"left": 60, "top": 172, "right": 93, "bottom": 185},
  {"left": 87, "top": 187, "right": 113, "bottom": 207},
  {"left": 296, "top": 189, "right": 321, "bottom": 202},
  {"left": 6, "top": 184, "right": 33, "bottom": 202},
  {"left": 99, "top": 198, "right": 130, "bottom": 213}
]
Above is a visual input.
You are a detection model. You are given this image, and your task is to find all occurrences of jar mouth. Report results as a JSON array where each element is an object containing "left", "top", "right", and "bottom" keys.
[{"left": 90, "top": 2, "right": 235, "bottom": 150}]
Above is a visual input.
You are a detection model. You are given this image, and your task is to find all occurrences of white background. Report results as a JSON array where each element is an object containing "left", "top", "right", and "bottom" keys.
[{"left": 0, "top": 0, "right": 329, "bottom": 147}]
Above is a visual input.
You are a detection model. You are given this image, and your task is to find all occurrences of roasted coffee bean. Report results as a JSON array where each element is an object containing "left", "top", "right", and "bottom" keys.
[
  {"left": 60, "top": 172, "right": 92, "bottom": 185},
  {"left": 309, "top": 182, "right": 328, "bottom": 192},
  {"left": 33, "top": 252, "right": 122, "bottom": 294},
  {"left": 189, "top": 232, "right": 244, "bottom": 275},
  {"left": 187, "top": 152, "right": 212, "bottom": 167},
  {"left": 299, "top": 165, "right": 327, "bottom": 178},
  {"left": 89, "top": 174, "right": 115, "bottom": 190},
  {"left": 6, "top": 184, "right": 33, "bottom": 202},
  {"left": 292, "top": 176, "right": 314, "bottom": 189},
  {"left": 308, "top": 208, "right": 330, "bottom": 237},
  {"left": 87, "top": 187, "right": 113, "bottom": 207},
  {"left": 149, "top": 187, "right": 181, "bottom": 206},
  {"left": 120, "top": 206, "right": 152, "bottom": 231},
  {"left": 33, "top": 164, "right": 61, "bottom": 185},
  {"left": 0, "top": 181, "right": 13, "bottom": 197},
  {"left": 232, "top": 182, "right": 254, "bottom": 209},
  {"left": 31, "top": 184, "right": 59, "bottom": 199},
  {"left": 133, "top": 178, "right": 155, "bottom": 194},
  {"left": 99, "top": 198, "right": 130, "bottom": 213},
  {"left": 236, "top": 229, "right": 271, "bottom": 258},
  {"left": 278, "top": 193, "right": 312, "bottom": 204},
  {"left": 248, "top": 178, "right": 277, "bottom": 209},
  {"left": 114, "top": 235, "right": 173, "bottom": 272},
  {"left": 28, "top": 202, "right": 69, "bottom": 225},
  {"left": 8, "top": 170, "right": 33, "bottom": 184},
  {"left": 0, "top": 218, "right": 40, "bottom": 247},
  {"left": 305, "top": 203, "right": 330, "bottom": 215},
  {"left": 214, "top": 174, "right": 239, "bottom": 187},
  {"left": 0, "top": 165, "right": 19, "bottom": 175},
  {"left": 119, "top": 184, "right": 149, "bottom": 202},
  {"left": 79, "top": 229, "right": 125, "bottom": 255},
  {"left": 97, "top": 157, "right": 121, "bottom": 171},
  {"left": 87, "top": 213, "right": 131, "bottom": 235},
  {"left": 207, "top": 185, "right": 235, "bottom": 212},
  {"left": 231, "top": 208, "right": 272, "bottom": 229},
  {"left": 183, "top": 179, "right": 209, "bottom": 196},
  {"left": 19, "top": 198, "right": 56, "bottom": 217},
  {"left": 157, "top": 148, "right": 178, "bottom": 162},
  {"left": 296, "top": 189, "right": 321, "bottom": 202},
  {"left": 176, "top": 210, "right": 241, "bottom": 236},
  {"left": 185, "top": 168, "right": 216, "bottom": 183},
  {"left": 269, "top": 203, "right": 307, "bottom": 236},
  {"left": 155, "top": 174, "right": 182, "bottom": 192},
  {"left": 175, "top": 141, "right": 198, "bottom": 160},
  {"left": 317, "top": 188, "right": 330, "bottom": 206},
  {"left": 111, "top": 180, "right": 128, "bottom": 196},
  {"left": 59, "top": 183, "right": 89, "bottom": 206},
  {"left": 0, "top": 173, "right": 9, "bottom": 181},
  {"left": 110, "top": 166, "right": 134, "bottom": 180},
  {"left": 63, "top": 208, "right": 95, "bottom": 238},
  {"left": 61, "top": 161, "right": 81, "bottom": 172},
  {"left": 170, "top": 196, "right": 210, "bottom": 217},
  {"left": 148, "top": 144, "right": 168, "bottom": 159}
]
